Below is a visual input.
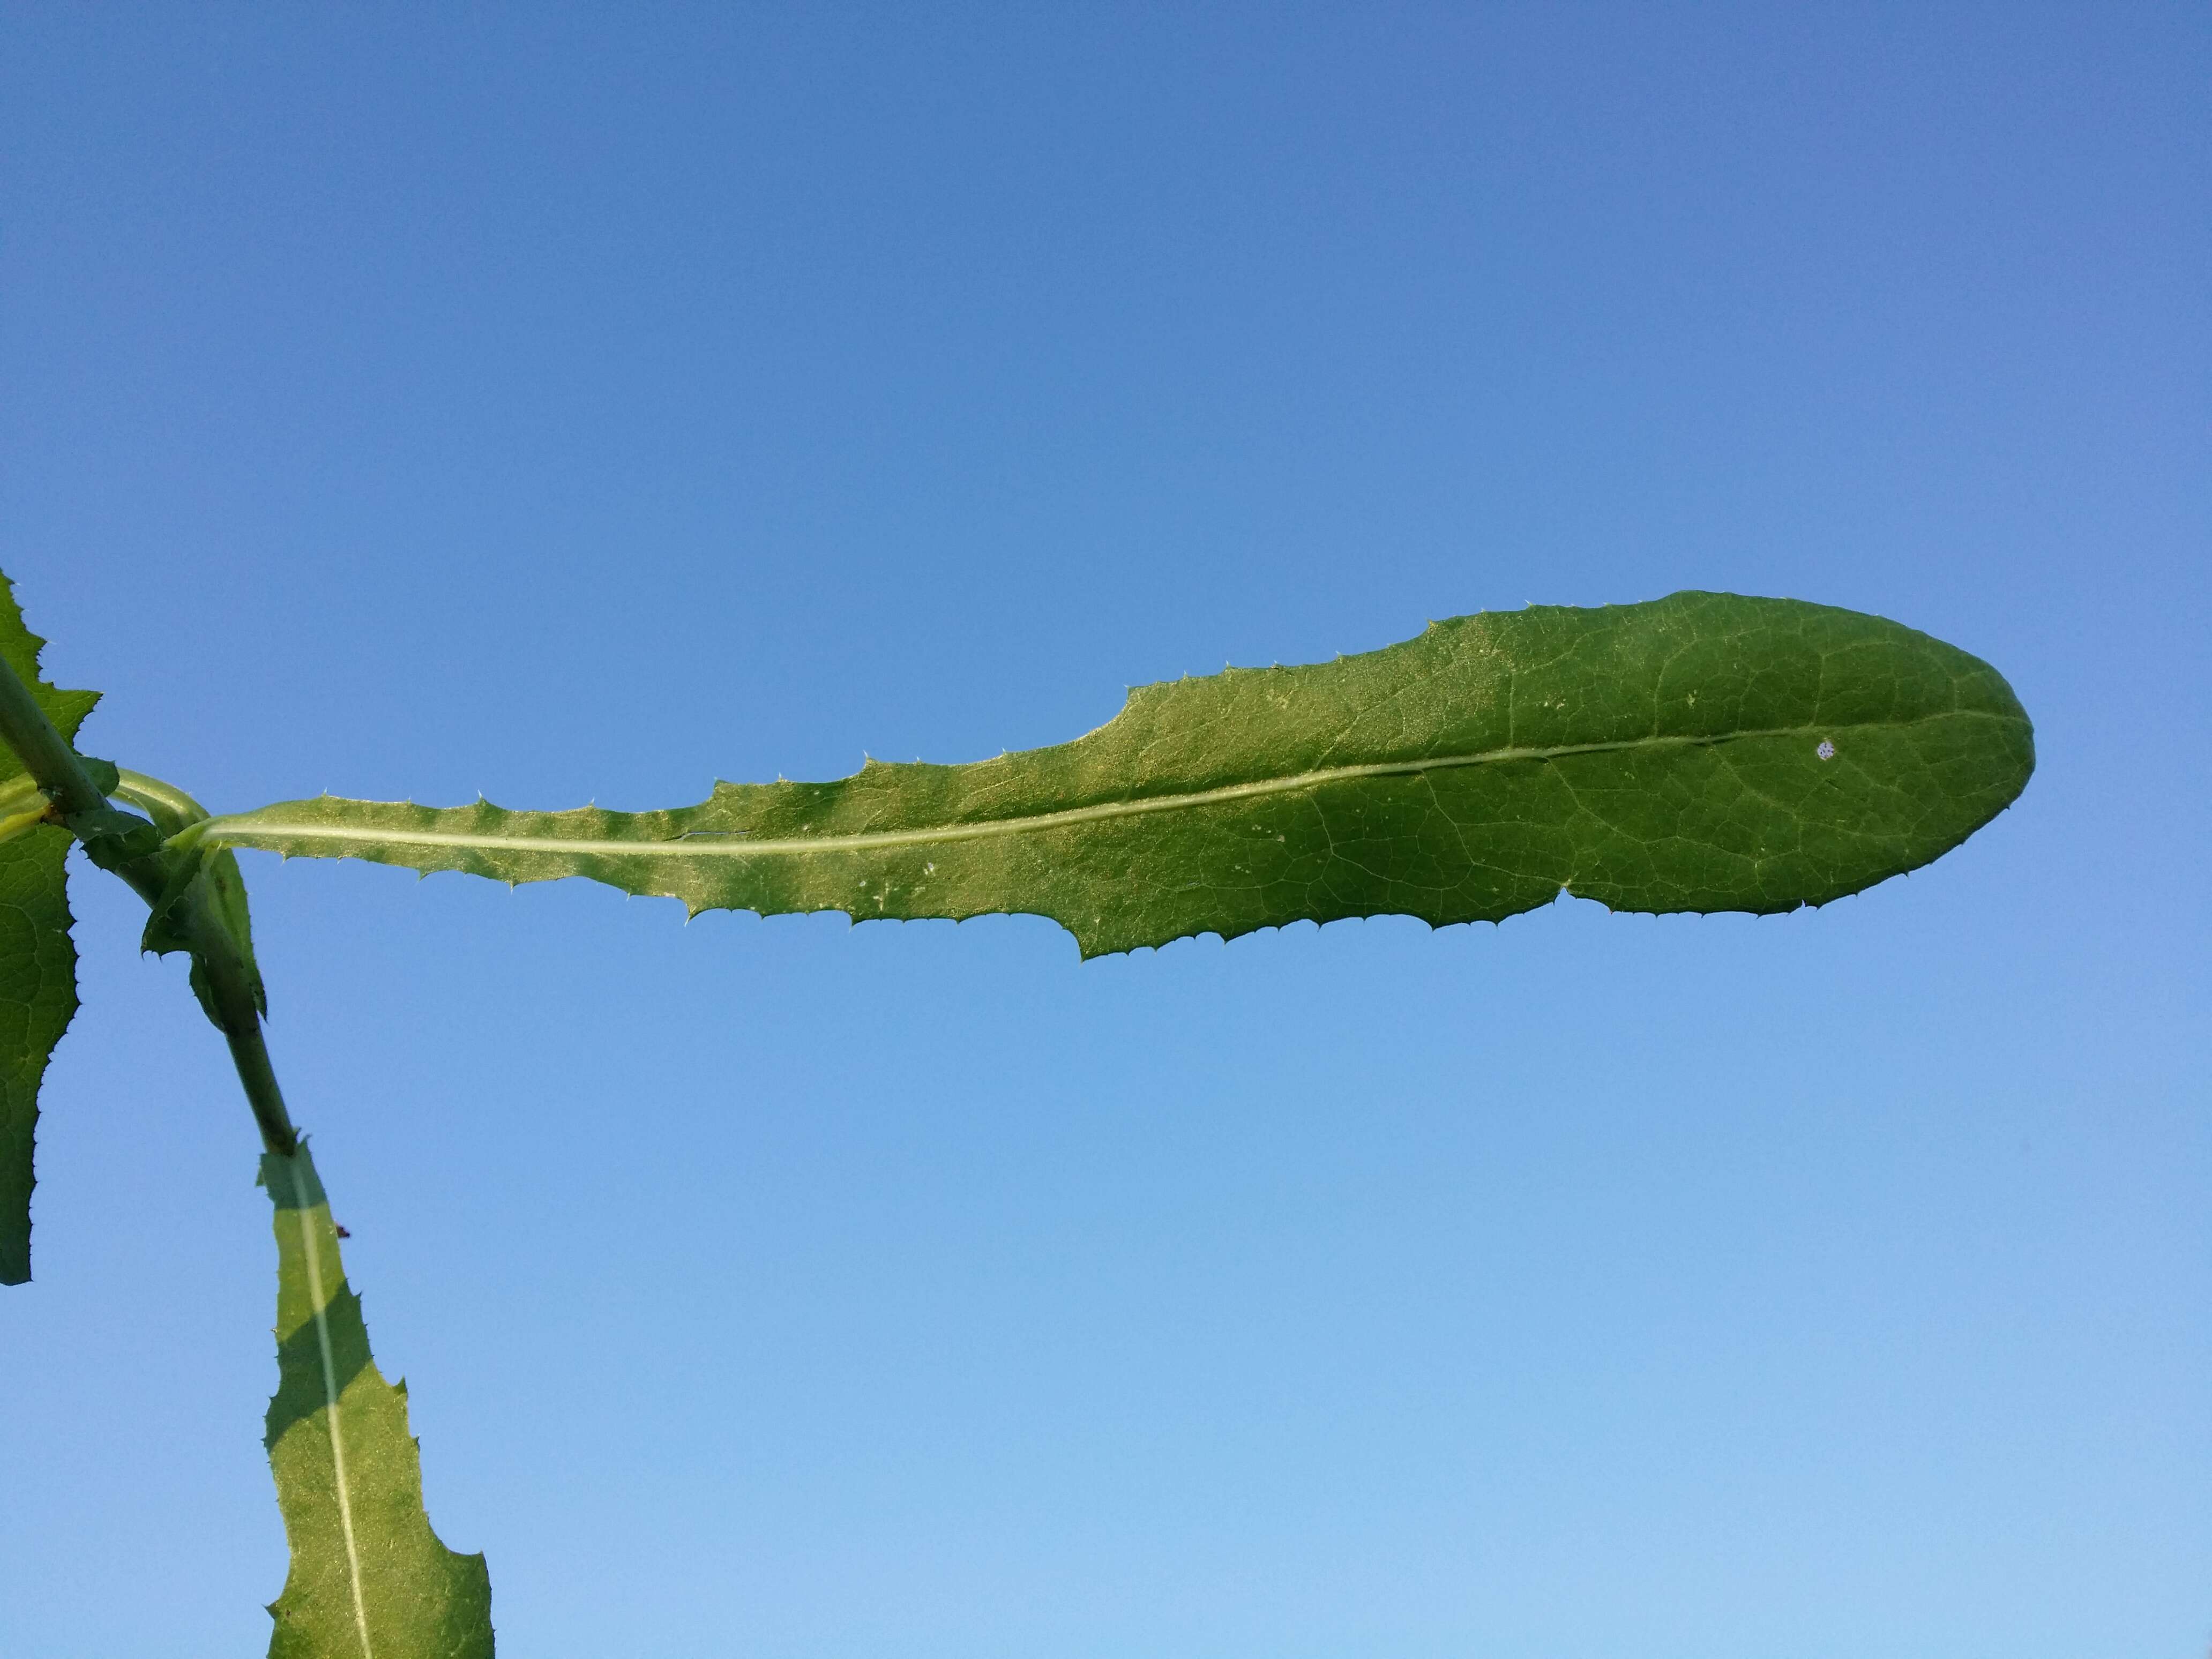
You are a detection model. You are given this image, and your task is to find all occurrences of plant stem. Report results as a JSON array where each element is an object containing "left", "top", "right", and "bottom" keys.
[
  {"left": 0, "top": 653, "right": 110, "bottom": 823},
  {"left": 0, "top": 655, "right": 299, "bottom": 1156}
]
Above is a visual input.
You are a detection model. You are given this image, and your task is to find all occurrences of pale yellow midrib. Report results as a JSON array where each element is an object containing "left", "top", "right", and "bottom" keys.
[
  {"left": 204, "top": 715, "right": 1988, "bottom": 862},
  {"left": 286, "top": 1161, "right": 376, "bottom": 1659}
]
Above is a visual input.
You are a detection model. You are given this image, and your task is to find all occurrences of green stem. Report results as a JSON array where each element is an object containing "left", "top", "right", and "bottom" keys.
[
  {"left": 0, "top": 659, "right": 298, "bottom": 1156},
  {"left": 0, "top": 656, "right": 111, "bottom": 823},
  {"left": 114, "top": 767, "right": 213, "bottom": 829}
]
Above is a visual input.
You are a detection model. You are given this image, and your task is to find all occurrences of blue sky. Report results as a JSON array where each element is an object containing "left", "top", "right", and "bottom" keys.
[{"left": 2, "top": 6, "right": 2206, "bottom": 1655}]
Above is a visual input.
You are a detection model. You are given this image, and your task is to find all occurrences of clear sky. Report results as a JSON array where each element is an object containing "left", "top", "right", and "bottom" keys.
[{"left": 2, "top": 6, "right": 2205, "bottom": 1656}]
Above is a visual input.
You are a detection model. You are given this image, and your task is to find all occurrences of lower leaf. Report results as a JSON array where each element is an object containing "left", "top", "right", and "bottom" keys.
[{"left": 261, "top": 1147, "right": 493, "bottom": 1658}]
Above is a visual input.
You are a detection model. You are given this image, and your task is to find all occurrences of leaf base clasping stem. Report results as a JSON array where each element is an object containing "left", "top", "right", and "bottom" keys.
[{"left": 0, "top": 655, "right": 299, "bottom": 1157}]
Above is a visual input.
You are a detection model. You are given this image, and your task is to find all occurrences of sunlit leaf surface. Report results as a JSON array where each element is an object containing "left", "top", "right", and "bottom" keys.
[
  {"left": 262, "top": 1147, "right": 493, "bottom": 1658},
  {"left": 210, "top": 593, "right": 2033, "bottom": 957}
]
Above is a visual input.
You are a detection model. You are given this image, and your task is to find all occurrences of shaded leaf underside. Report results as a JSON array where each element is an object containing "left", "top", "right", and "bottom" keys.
[
  {"left": 206, "top": 593, "right": 2035, "bottom": 958},
  {"left": 0, "top": 576, "right": 98, "bottom": 1283},
  {"left": 263, "top": 1147, "right": 492, "bottom": 1658}
]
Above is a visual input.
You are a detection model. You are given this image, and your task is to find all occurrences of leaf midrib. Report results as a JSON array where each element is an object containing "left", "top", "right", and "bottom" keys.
[{"left": 205, "top": 713, "right": 1998, "bottom": 863}]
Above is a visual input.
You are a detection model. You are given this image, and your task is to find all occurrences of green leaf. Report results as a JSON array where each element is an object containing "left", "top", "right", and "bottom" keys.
[
  {"left": 0, "top": 574, "right": 100, "bottom": 1285},
  {"left": 205, "top": 592, "right": 2034, "bottom": 958},
  {"left": 118, "top": 769, "right": 270, "bottom": 1021},
  {"left": 261, "top": 1146, "right": 493, "bottom": 1658},
  {"left": 189, "top": 848, "right": 269, "bottom": 1018}
]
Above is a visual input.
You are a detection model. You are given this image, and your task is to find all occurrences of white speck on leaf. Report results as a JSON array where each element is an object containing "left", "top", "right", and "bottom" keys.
[{"left": 1817, "top": 739, "right": 1836, "bottom": 760}]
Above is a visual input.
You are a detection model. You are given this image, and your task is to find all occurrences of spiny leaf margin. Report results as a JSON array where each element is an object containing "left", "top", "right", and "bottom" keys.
[
  {"left": 261, "top": 1145, "right": 493, "bottom": 1658},
  {"left": 0, "top": 573, "right": 100, "bottom": 1283},
  {"left": 204, "top": 592, "right": 2034, "bottom": 959}
]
